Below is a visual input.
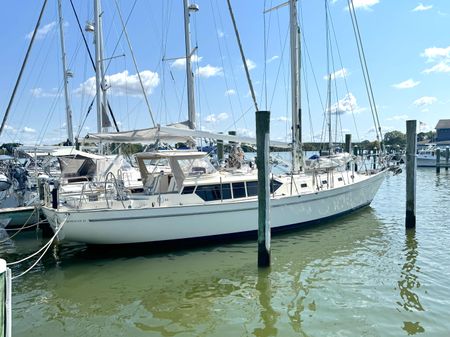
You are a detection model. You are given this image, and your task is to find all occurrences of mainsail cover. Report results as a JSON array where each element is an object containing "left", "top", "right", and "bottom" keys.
[{"left": 86, "top": 122, "right": 290, "bottom": 148}]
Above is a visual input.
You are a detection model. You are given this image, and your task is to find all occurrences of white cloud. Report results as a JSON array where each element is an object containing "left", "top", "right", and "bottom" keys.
[
  {"left": 204, "top": 112, "right": 229, "bottom": 123},
  {"left": 217, "top": 30, "right": 225, "bottom": 38},
  {"left": 367, "top": 125, "right": 394, "bottom": 134},
  {"left": 387, "top": 114, "right": 409, "bottom": 121},
  {"left": 195, "top": 65, "right": 223, "bottom": 78},
  {"left": 267, "top": 55, "right": 279, "bottom": 63},
  {"left": 413, "top": 3, "right": 433, "bottom": 12},
  {"left": 413, "top": 96, "right": 437, "bottom": 107},
  {"left": 75, "top": 70, "right": 160, "bottom": 96},
  {"left": 423, "top": 61, "right": 450, "bottom": 74},
  {"left": 421, "top": 46, "right": 450, "bottom": 62},
  {"left": 244, "top": 59, "right": 256, "bottom": 71},
  {"left": 26, "top": 21, "right": 57, "bottom": 40},
  {"left": 392, "top": 79, "right": 420, "bottom": 89},
  {"left": 272, "top": 116, "right": 290, "bottom": 122},
  {"left": 30, "top": 87, "right": 59, "bottom": 98},
  {"left": 171, "top": 55, "right": 203, "bottom": 69},
  {"left": 329, "top": 93, "right": 361, "bottom": 115},
  {"left": 349, "top": 0, "right": 379, "bottom": 10},
  {"left": 23, "top": 127, "right": 36, "bottom": 133},
  {"left": 236, "top": 128, "right": 255, "bottom": 138},
  {"left": 225, "top": 89, "right": 236, "bottom": 96},
  {"left": 324, "top": 68, "right": 348, "bottom": 80}
]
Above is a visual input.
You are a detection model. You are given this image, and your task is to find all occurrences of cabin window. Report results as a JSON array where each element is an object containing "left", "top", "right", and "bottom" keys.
[
  {"left": 232, "top": 182, "right": 246, "bottom": 198},
  {"left": 270, "top": 180, "right": 283, "bottom": 193},
  {"left": 194, "top": 183, "right": 232, "bottom": 201},
  {"left": 246, "top": 181, "right": 258, "bottom": 196},
  {"left": 221, "top": 184, "right": 232, "bottom": 200},
  {"left": 301, "top": 183, "right": 307, "bottom": 188},
  {"left": 181, "top": 186, "right": 196, "bottom": 194},
  {"left": 322, "top": 180, "right": 328, "bottom": 185},
  {"left": 195, "top": 185, "right": 221, "bottom": 201},
  {"left": 337, "top": 177, "right": 343, "bottom": 182}
]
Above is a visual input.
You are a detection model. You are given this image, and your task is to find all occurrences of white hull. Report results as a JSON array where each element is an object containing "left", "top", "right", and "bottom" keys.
[
  {"left": 417, "top": 157, "right": 436, "bottom": 167},
  {"left": 42, "top": 170, "right": 386, "bottom": 244}
]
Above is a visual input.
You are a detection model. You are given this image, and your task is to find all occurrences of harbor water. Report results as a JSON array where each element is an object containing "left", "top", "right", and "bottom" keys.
[{"left": 1, "top": 168, "right": 450, "bottom": 336}]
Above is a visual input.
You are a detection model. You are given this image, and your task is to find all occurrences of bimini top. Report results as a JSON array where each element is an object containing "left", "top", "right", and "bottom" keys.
[
  {"left": 85, "top": 122, "right": 290, "bottom": 148},
  {"left": 134, "top": 150, "right": 208, "bottom": 160}
]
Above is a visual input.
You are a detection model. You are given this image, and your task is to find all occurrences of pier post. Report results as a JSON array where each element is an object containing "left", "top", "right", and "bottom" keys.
[
  {"left": 256, "top": 110, "right": 271, "bottom": 268},
  {"left": 446, "top": 147, "right": 449, "bottom": 171},
  {"left": 345, "top": 134, "right": 351, "bottom": 170},
  {"left": 405, "top": 120, "right": 417, "bottom": 229},
  {"left": 353, "top": 145, "right": 358, "bottom": 172},
  {"left": 0, "top": 259, "right": 12, "bottom": 337},
  {"left": 436, "top": 149, "right": 441, "bottom": 174},
  {"left": 373, "top": 147, "right": 377, "bottom": 170},
  {"left": 217, "top": 139, "right": 224, "bottom": 162}
]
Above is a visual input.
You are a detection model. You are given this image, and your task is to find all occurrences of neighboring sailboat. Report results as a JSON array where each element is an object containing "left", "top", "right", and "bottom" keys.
[{"left": 40, "top": 0, "right": 388, "bottom": 245}]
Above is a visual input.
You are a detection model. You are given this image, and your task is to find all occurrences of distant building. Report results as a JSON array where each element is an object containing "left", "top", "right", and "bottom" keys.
[{"left": 435, "top": 119, "right": 450, "bottom": 144}]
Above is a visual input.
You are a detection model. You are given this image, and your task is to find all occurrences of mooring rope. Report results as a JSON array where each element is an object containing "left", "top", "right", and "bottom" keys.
[
  {"left": 7, "top": 215, "right": 68, "bottom": 280},
  {"left": 0, "top": 207, "right": 40, "bottom": 243}
]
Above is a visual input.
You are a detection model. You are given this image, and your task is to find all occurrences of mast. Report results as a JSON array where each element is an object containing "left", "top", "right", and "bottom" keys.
[
  {"left": 94, "top": 0, "right": 107, "bottom": 134},
  {"left": 289, "top": 0, "right": 302, "bottom": 171},
  {"left": 183, "top": 0, "right": 197, "bottom": 130},
  {"left": 57, "top": 0, "right": 74, "bottom": 145},
  {"left": 325, "top": 0, "right": 333, "bottom": 154}
]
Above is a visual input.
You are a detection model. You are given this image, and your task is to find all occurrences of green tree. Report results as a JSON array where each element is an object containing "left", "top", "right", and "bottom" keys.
[{"left": 383, "top": 130, "right": 406, "bottom": 149}]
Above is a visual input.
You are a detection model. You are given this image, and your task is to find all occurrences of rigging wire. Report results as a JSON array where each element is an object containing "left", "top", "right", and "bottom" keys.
[
  {"left": 0, "top": 0, "right": 49, "bottom": 138},
  {"left": 347, "top": 0, "right": 383, "bottom": 149},
  {"left": 327, "top": 4, "right": 361, "bottom": 142},
  {"left": 113, "top": 0, "right": 156, "bottom": 127},
  {"left": 226, "top": 0, "right": 259, "bottom": 112}
]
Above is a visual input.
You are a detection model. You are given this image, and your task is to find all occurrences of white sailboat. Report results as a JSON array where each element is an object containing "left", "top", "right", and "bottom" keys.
[{"left": 41, "top": 0, "right": 388, "bottom": 245}]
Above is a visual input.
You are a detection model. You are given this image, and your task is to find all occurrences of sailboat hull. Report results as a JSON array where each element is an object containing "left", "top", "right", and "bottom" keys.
[{"left": 41, "top": 170, "right": 387, "bottom": 245}]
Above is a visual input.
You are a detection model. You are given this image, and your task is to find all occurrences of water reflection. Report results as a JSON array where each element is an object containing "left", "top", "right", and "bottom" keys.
[
  {"left": 9, "top": 207, "right": 397, "bottom": 337},
  {"left": 398, "top": 229, "right": 424, "bottom": 335},
  {"left": 253, "top": 268, "right": 278, "bottom": 337}
]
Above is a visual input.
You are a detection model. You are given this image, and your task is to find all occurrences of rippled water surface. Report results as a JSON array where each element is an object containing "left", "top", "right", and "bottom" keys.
[{"left": 2, "top": 168, "right": 450, "bottom": 336}]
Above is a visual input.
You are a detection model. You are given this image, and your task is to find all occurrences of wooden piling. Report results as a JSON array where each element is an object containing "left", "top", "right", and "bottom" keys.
[
  {"left": 256, "top": 110, "right": 271, "bottom": 268},
  {"left": 217, "top": 139, "right": 224, "bottom": 162},
  {"left": 446, "top": 147, "right": 449, "bottom": 171},
  {"left": 353, "top": 145, "right": 358, "bottom": 172},
  {"left": 436, "top": 148, "right": 441, "bottom": 174},
  {"left": 373, "top": 147, "right": 377, "bottom": 170},
  {"left": 0, "top": 259, "right": 12, "bottom": 337},
  {"left": 345, "top": 134, "right": 351, "bottom": 170},
  {"left": 405, "top": 120, "right": 416, "bottom": 229}
]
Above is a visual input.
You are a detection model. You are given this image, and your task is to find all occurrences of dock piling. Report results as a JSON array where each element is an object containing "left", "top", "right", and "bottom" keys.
[
  {"left": 353, "top": 145, "right": 358, "bottom": 172},
  {"left": 436, "top": 149, "right": 441, "bottom": 174},
  {"left": 405, "top": 120, "right": 416, "bottom": 229},
  {"left": 345, "top": 134, "right": 351, "bottom": 170},
  {"left": 446, "top": 147, "right": 449, "bottom": 171},
  {"left": 0, "top": 259, "right": 12, "bottom": 337},
  {"left": 256, "top": 110, "right": 271, "bottom": 268}
]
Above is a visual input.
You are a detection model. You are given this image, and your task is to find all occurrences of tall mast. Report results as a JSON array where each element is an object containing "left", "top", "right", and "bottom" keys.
[
  {"left": 325, "top": 0, "right": 332, "bottom": 153},
  {"left": 57, "top": 0, "right": 74, "bottom": 145},
  {"left": 94, "top": 0, "right": 107, "bottom": 134},
  {"left": 289, "top": 0, "right": 302, "bottom": 171},
  {"left": 183, "top": 0, "right": 197, "bottom": 130}
]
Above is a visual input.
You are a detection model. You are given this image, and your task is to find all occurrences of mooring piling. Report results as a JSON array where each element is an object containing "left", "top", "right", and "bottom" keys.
[
  {"left": 405, "top": 120, "right": 417, "bottom": 229},
  {"left": 345, "top": 134, "right": 351, "bottom": 170},
  {"left": 436, "top": 148, "right": 441, "bottom": 174},
  {"left": 353, "top": 145, "right": 358, "bottom": 172},
  {"left": 256, "top": 110, "right": 271, "bottom": 268},
  {"left": 446, "top": 147, "right": 449, "bottom": 171},
  {"left": 0, "top": 259, "right": 12, "bottom": 337}
]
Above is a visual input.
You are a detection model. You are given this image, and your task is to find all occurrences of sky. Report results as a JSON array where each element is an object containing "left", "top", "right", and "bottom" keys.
[{"left": 0, "top": 0, "right": 449, "bottom": 146}]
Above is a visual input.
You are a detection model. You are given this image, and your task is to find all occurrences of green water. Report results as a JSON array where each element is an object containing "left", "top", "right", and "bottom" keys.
[{"left": 2, "top": 169, "right": 450, "bottom": 336}]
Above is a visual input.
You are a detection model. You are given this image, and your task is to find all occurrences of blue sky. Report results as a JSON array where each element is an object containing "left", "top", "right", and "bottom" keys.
[{"left": 0, "top": 0, "right": 449, "bottom": 146}]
